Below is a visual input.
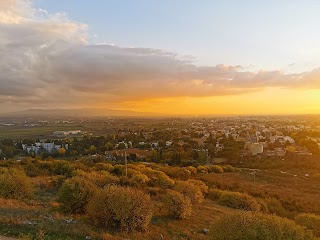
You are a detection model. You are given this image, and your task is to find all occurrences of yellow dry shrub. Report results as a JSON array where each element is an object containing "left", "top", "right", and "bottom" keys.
[
  {"left": 196, "top": 166, "right": 208, "bottom": 174},
  {"left": 0, "top": 169, "right": 33, "bottom": 199},
  {"left": 187, "top": 179, "right": 209, "bottom": 194},
  {"left": 73, "top": 170, "right": 119, "bottom": 188},
  {"left": 94, "top": 163, "right": 114, "bottom": 172},
  {"left": 209, "top": 212, "right": 315, "bottom": 240},
  {"left": 209, "top": 165, "right": 224, "bottom": 174},
  {"left": 160, "top": 166, "right": 191, "bottom": 180},
  {"left": 207, "top": 188, "right": 224, "bottom": 200},
  {"left": 164, "top": 190, "right": 192, "bottom": 219},
  {"left": 142, "top": 167, "right": 175, "bottom": 188},
  {"left": 186, "top": 166, "right": 197, "bottom": 175},
  {"left": 217, "top": 191, "right": 260, "bottom": 211},
  {"left": 131, "top": 173, "right": 150, "bottom": 184},
  {"left": 174, "top": 181, "right": 204, "bottom": 204},
  {"left": 221, "top": 165, "right": 237, "bottom": 172},
  {"left": 87, "top": 185, "right": 153, "bottom": 232},
  {"left": 126, "top": 168, "right": 140, "bottom": 177},
  {"left": 295, "top": 213, "right": 320, "bottom": 237},
  {"left": 264, "top": 198, "right": 287, "bottom": 217},
  {"left": 129, "top": 163, "right": 146, "bottom": 172}
]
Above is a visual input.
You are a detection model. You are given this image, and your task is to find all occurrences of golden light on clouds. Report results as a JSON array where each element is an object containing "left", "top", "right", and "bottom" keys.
[{"left": 2, "top": 0, "right": 320, "bottom": 115}]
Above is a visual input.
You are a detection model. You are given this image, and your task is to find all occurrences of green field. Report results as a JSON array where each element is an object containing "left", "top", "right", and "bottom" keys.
[
  {"left": 0, "top": 118, "right": 188, "bottom": 139},
  {"left": 0, "top": 124, "right": 84, "bottom": 139}
]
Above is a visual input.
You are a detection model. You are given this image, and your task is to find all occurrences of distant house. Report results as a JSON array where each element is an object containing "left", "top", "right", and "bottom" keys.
[
  {"left": 151, "top": 142, "right": 159, "bottom": 148},
  {"left": 250, "top": 143, "right": 264, "bottom": 156},
  {"left": 53, "top": 131, "right": 67, "bottom": 137},
  {"left": 212, "top": 158, "right": 228, "bottom": 164},
  {"left": 22, "top": 142, "right": 68, "bottom": 154},
  {"left": 270, "top": 136, "right": 295, "bottom": 145},
  {"left": 265, "top": 148, "right": 286, "bottom": 157},
  {"left": 53, "top": 130, "right": 82, "bottom": 137}
]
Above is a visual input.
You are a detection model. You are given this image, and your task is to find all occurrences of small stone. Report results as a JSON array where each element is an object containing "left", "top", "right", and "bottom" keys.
[
  {"left": 64, "top": 218, "right": 76, "bottom": 224},
  {"left": 203, "top": 228, "right": 209, "bottom": 235}
]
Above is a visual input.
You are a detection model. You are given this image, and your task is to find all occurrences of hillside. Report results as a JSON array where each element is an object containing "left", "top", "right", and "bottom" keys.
[{"left": 0, "top": 159, "right": 320, "bottom": 240}]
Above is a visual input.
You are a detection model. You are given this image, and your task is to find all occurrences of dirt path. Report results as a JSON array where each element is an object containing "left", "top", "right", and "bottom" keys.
[{"left": 0, "top": 236, "right": 19, "bottom": 240}]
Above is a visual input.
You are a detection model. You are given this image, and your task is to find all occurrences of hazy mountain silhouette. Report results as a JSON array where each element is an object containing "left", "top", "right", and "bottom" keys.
[{"left": 1, "top": 108, "right": 153, "bottom": 118}]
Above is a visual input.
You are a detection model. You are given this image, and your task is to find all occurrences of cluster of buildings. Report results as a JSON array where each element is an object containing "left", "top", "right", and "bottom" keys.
[
  {"left": 187, "top": 117, "right": 316, "bottom": 159},
  {"left": 22, "top": 142, "right": 68, "bottom": 154},
  {"left": 114, "top": 117, "right": 317, "bottom": 160},
  {"left": 53, "top": 130, "right": 82, "bottom": 137}
]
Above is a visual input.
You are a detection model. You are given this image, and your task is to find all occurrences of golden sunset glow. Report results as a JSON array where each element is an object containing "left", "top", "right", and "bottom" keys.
[
  {"left": 1, "top": 0, "right": 320, "bottom": 116},
  {"left": 114, "top": 89, "right": 320, "bottom": 115}
]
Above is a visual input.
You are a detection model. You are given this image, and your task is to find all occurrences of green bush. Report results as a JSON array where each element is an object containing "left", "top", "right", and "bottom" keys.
[
  {"left": 164, "top": 190, "right": 192, "bottom": 219},
  {"left": 87, "top": 185, "right": 153, "bottom": 232},
  {"left": 50, "top": 160, "right": 73, "bottom": 177},
  {"left": 0, "top": 170, "right": 33, "bottom": 199},
  {"left": 142, "top": 168, "right": 175, "bottom": 188},
  {"left": 208, "top": 189, "right": 260, "bottom": 211},
  {"left": 295, "top": 213, "right": 320, "bottom": 237},
  {"left": 209, "top": 165, "right": 224, "bottom": 174},
  {"left": 210, "top": 212, "right": 315, "bottom": 240},
  {"left": 110, "top": 164, "right": 125, "bottom": 176},
  {"left": 207, "top": 188, "right": 224, "bottom": 200},
  {"left": 221, "top": 165, "right": 237, "bottom": 172},
  {"left": 264, "top": 198, "right": 288, "bottom": 217},
  {"left": 58, "top": 177, "right": 97, "bottom": 214}
]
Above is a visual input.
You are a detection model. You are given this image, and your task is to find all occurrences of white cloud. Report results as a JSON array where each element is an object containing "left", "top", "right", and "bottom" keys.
[{"left": 1, "top": 0, "right": 320, "bottom": 112}]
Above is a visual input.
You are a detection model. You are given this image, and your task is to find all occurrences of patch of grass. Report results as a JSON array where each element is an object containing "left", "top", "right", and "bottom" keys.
[{"left": 209, "top": 212, "right": 316, "bottom": 240}]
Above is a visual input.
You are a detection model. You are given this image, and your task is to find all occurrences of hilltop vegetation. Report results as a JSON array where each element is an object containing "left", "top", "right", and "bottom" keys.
[{"left": 0, "top": 157, "right": 320, "bottom": 239}]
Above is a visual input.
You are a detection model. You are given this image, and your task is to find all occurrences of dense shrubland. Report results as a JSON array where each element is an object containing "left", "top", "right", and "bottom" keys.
[
  {"left": 0, "top": 158, "right": 320, "bottom": 239},
  {"left": 295, "top": 213, "right": 320, "bottom": 237}
]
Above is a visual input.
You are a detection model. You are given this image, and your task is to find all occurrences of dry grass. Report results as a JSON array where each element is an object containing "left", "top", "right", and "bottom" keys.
[
  {"left": 1, "top": 162, "right": 320, "bottom": 239},
  {"left": 197, "top": 171, "right": 320, "bottom": 215},
  {"left": 0, "top": 196, "right": 232, "bottom": 240}
]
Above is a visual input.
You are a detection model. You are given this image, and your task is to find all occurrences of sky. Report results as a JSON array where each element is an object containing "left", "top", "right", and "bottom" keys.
[{"left": 1, "top": 0, "right": 320, "bottom": 115}]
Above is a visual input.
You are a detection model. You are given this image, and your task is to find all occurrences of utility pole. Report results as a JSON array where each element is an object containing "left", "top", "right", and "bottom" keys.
[
  {"left": 250, "top": 170, "right": 257, "bottom": 190},
  {"left": 125, "top": 150, "right": 128, "bottom": 177}
]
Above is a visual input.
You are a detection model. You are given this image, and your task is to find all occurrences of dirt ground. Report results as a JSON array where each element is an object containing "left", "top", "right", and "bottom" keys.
[{"left": 0, "top": 236, "right": 19, "bottom": 240}]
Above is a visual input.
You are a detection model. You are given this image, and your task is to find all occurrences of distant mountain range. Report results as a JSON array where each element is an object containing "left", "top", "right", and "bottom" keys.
[{"left": 0, "top": 108, "right": 154, "bottom": 118}]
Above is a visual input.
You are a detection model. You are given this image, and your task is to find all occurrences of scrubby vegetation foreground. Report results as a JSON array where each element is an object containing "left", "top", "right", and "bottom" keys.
[{"left": 0, "top": 158, "right": 320, "bottom": 239}]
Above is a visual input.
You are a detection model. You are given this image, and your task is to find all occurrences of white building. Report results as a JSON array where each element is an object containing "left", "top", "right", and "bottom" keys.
[
  {"left": 53, "top": 131, "right": 67, "bottom": 137},
  {"left": 250, "top": 143, "right": 264, "bottom": 156},
  {"left": 53, "top": 130, "right": 82, "bottom": 137},
  {"left": 22, "top": 142, "right": 68, "bottom": 154},
  {"left": 270, "top": 136, "right": 295, "bottom": 145}
]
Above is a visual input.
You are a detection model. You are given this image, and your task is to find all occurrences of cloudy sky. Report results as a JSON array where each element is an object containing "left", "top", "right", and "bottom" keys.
[{"left": 1, "top": 0, "right": 320, "bottom": 115}]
